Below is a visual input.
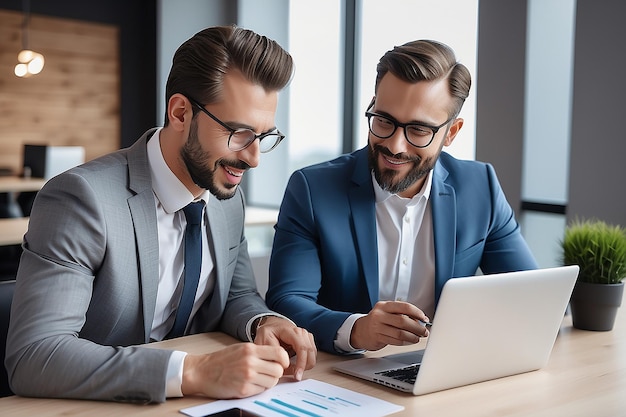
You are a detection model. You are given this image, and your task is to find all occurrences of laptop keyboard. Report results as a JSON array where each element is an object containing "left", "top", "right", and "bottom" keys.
[{"left": 375, "top": 364, "right": 420, "bottom": 384}]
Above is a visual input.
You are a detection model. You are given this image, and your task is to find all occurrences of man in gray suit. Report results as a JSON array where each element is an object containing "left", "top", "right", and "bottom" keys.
[{"left": 5, "top": 26, "right": 316, "bottom": 403}]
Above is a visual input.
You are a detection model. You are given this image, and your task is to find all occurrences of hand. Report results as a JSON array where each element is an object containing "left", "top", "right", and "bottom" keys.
[
  {"left": 253, "top": 316, "right": 317, "bottom": 381},
  {"left": 181, "top": 343, "right": 290, "bottom": 399},
  {"left": 350, "top": 301, "right": 430, "bottom": 351}
]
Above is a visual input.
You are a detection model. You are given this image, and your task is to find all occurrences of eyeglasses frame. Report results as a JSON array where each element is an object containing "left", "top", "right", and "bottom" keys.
[
  {"left": 187, "top": 97, "right": 285, "bottom": 153},
  {"left": 365, "top": 102, "right": 455, "bottom": 149}
]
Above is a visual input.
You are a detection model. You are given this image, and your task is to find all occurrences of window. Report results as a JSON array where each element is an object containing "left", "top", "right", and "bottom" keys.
[
  {"left": 244, "top": 0, "right": 478, "bottom": 209},
  {"left": 287, "top": 0, "right": 343, "bottom": 174}
]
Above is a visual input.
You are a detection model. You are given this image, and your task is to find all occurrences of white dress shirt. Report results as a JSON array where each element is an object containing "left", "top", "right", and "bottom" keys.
[
  {"left": 147, "top": 130, "right": 215, "bottom": 341},
  {"left": 146, "top": 129, "right": 290, "bottom": 396},
  {"left": 146, "top": 129, "right": 214, "bottom": 397},
  {"left": 334, "top": 170, "right": 435, "bottom": 353}
]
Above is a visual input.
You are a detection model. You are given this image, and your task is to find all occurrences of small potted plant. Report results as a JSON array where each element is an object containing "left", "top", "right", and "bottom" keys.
[{"left": 561, "top": 219, "right": 626, "bottom": 331}]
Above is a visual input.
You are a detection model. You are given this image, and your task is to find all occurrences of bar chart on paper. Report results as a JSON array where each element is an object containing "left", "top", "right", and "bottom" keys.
[{"left": 181, "top": 379, "right": 404, "bottom": 417}]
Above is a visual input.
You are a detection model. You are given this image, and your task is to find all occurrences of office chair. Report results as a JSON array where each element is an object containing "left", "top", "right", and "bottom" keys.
[{"left": 0, "top": 279, "right": 15, "bottom": 397}]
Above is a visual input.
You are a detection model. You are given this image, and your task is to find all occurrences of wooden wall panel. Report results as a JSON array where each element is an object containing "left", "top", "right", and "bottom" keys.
[{"left": 0, "top": 9, "right": 119, "bottom": 174}]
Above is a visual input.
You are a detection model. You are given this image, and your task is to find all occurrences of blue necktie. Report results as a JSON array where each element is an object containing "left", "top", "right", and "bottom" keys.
[{"left": 167, "top": 201, "right": 205, "bottom": 339}]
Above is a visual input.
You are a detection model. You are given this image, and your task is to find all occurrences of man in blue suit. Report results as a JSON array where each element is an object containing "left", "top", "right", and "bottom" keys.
[{"left": 266, "top": 39, "right": 538, "bottom": 354}]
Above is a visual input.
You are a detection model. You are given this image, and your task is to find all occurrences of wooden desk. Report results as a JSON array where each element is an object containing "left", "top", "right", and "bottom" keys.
[
  {"left": 1, "top": 306, "right": 624, "bottom": 416},
  {"left": 0, "top": 218, "right": 29, "bottom": 246},
  {"left": 0, "top": 177, "right": 46, "bottom": 193}
]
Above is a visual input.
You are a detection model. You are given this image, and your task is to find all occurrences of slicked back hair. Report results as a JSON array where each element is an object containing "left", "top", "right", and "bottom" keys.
[
  {"left": 164, "top": 25, "right": 293, "bottom": 125},
  {"left": 375, "top": 39, "right": 471, "bottom": 118}
]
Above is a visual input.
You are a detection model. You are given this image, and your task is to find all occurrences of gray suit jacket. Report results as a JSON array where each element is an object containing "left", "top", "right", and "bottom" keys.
[{"left": 5, "top": 129, "right": 272, "bottom": 403}]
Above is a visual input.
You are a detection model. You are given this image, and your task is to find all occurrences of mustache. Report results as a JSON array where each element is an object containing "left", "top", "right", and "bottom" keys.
[
  {"left": 219, "top": 159, "right": 251, "bottom": 171},
  {"left": 374, "top": 144, "right": 421, "bottom": 163}
]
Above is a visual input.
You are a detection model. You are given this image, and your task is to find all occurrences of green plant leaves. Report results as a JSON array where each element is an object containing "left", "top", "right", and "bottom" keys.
[{"left": 561, "top": 219, "right": 626, "bottom": 284}]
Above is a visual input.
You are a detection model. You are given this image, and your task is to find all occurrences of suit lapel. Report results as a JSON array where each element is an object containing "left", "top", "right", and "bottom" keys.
[
  {"left": 126, "top": 129, "right": 161, "bottom": 342},
  {"left": 431, "top": 161, "right": 456, "bottom": 302},
  {"left": 349, "top": 149, "right": 379, "bottom": 307},
  {"left": 202, "top": 196, "right": 227, "bottom": 328}
]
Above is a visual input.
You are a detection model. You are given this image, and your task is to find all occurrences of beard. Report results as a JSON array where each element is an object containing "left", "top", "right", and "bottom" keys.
[
  {"left": 180, "top": 120, "right": 250, "bottom": 200},
  {"left": 367, "top": 141, "right": 441, "bottom": 195}
]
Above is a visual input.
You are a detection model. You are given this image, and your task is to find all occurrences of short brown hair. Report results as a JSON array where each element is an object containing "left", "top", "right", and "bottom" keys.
[
  {"left": 375, "top": 40, "right": 471, "bottom": 118},
  {"left": 164, "top": 25, "right": 293, "bottom": 125}
]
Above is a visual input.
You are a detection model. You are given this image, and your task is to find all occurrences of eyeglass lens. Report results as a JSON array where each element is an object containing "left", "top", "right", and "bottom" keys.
[
  {"left": 368, "top": 114, "right": 435, "bottom": 147},
  {"left": 229, "top": 130, "right": 283, "bottom": 153}
]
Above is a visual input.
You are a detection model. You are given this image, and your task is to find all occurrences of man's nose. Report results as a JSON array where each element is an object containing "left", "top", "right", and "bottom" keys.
[
  {"left": 237, "top": 139, "right": 260, "bottom": 169},
  {"left": 384, "top": 126, "right": 410, "bottom": 156}
]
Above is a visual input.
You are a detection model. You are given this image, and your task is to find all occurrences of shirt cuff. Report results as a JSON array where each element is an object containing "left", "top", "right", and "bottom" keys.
[
  {"left": 166, "top": 350, "right": 187, "bottom": 398},
  {"left": 245, "top": 313, "right": 296, "bottom": 342},
  {"left": 334, "top": 313, "right": 367, "bottom": 354}
]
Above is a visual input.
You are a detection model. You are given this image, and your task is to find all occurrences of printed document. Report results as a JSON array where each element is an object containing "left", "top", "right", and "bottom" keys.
[{"left": 180, "top": 378, "right": 404, "bottom": 417}]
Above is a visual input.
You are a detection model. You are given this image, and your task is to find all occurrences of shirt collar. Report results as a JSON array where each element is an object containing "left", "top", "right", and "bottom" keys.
[
  {"left": 371, "top": 168, "right": 433, "bottom": 207},
  {"left": 147, "top": 128, "right": 210, "bottom": 214}
]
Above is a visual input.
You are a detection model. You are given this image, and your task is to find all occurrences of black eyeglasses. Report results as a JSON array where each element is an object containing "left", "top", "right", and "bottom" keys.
[
  {"left": 188, "top": 97, "right": 285, "bottom": 153},
  {"left": 365, "top": 103, "right": 454, "bottom": 148}
]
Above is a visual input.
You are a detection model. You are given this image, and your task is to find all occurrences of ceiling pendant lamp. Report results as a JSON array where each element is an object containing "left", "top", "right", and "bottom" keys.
[{"left": 14, "top": 0, "right": 45, "bottom": 78}]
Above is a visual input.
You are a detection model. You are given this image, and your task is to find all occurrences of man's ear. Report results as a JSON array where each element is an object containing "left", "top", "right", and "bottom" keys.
[
  {"left": 443, "top": 118, "right": 464, "bottom": 147},
  {"left": 167, "top": 93, "right": 192, "bottom": 131}
]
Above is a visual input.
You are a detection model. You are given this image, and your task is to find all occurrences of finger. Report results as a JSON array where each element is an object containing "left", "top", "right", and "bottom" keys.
[
  {"left": 256, "top": 345, "right": 291, "bottom": 369},
  {"left": 380, "top": 324, "right": 422, "bottom": 345},
  {"left": 381, "top": 300, "right": 428, "bottom": 320},
  {"left": 281, "top": 331, "right": 317, "bottom": 378},
  {"left": 290, "top": 341, "right": 317, "bottom": 380},
  {"left": 388, "top": 314, "right": 430, "bottom": 338},
  {"left": 231, "top": 363, "right": 283, "bottom": 395},
  {"left": 369, "top": 306, "right": 420, "bottom": 335},
  {"left": 251, "top": 357, "right": 287, "bottom": 381},
  {"left": 373, "top": 303, "right": 429, "bottom": 334},
  {"left": 251, "top": 371, "right": 283, "bottom": 391}
]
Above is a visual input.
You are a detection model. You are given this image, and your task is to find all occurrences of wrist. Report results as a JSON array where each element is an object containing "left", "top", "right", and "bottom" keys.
[
  {"left": 181, "top": 354, "right": 201, "bottom": 396},
  {"left": 350, "top": 317, "right": 365, "bottom": 349},
  {"left": 251, "top": 316, "right": 269, "bottom": 341}
]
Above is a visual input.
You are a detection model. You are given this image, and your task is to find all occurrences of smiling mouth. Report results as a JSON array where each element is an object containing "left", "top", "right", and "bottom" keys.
[
  {"left": 223, "top": 165, "right": 244, "bottom": 177},
  {"left": 374, "top": 144, "right": 419, "bottom": 167},
  {"left": 380, "top": 152, "right": 417, "bottom": 169},
  {"left": 383, "top": 155, "right": 410, "bottom": 165}
]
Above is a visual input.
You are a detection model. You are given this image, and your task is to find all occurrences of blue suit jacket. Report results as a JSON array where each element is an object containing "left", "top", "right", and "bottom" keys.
[{"left": 266, "top": 147, "right": 537, "bottom": 353}]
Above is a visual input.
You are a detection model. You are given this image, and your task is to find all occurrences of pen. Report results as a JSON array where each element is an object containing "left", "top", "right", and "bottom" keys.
[{"left": 419, "top": 320, "right": 433, "bottom": 328}]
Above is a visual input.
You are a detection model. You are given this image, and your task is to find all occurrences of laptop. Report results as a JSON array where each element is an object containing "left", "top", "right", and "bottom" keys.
[{"left": 333, "top": 265, "right": 579, "bottom": 395}]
